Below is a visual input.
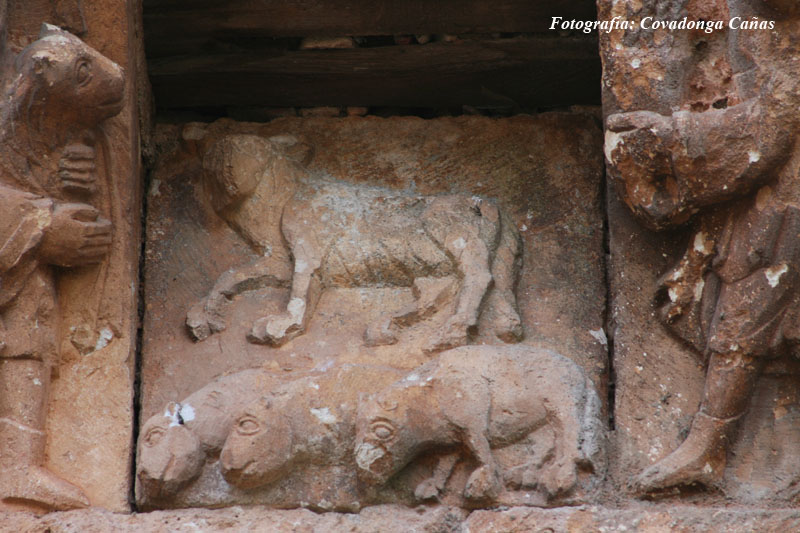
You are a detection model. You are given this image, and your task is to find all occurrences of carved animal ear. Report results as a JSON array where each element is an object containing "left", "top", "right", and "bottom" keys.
[
  {"left": 39, "top": 23, "right": 70, "bottom": 39},
  {"left": 377, "top": 397, "right": 398, "bottom": 411},
  {"left": 29, "top": 52, "right": 54, "bottom": 75}
]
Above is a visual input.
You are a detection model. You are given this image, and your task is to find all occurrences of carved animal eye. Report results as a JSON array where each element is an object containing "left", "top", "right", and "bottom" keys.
[
  {"left": 75, "top": 59, "right": 91, "bottom": 86},
  {"left": 236, "top": 415, "right": 262, "bottom": 436},
  {"left": 371, "top": 421, "right": 395, "bottom": 441},
  {"left": 143, "top": 427, "right": 165, "bottom": 447}
]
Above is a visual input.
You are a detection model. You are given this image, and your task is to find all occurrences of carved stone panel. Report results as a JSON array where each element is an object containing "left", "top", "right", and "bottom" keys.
[
  {"left": 137, "top": 114, "right": 607, "bottom": 510},
  {"left": 601, "top": 0, "right": 800, "bottom": 502},
  {"left": 0, "top": 0, "right": 140, "bottom": 513}
]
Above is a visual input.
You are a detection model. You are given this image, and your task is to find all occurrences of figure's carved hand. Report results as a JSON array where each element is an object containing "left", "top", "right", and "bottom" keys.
[
  {"left": 58, "top": 144, "right": 97, "bottom": 195},
  {"left": 39, "top": 203, "right": 112, "bottom": 267}
]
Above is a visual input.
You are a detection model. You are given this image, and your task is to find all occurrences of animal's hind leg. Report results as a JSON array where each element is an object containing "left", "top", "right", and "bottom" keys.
[
  {"left": 364, "top": 277, "right": 456, "bottom": 346},
  {"left": 424, "top": 238, "right": 492, "bottom": 353},
  {"left": 483, "top": 210, "right": 523, "bottom": 342},
  {"left": 248, "top": 244, "right": 322, "bottom": 346}
]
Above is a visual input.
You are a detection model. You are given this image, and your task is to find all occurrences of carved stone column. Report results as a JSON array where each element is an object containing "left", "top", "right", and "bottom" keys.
[{"left": 0, "top": 0, "right": 141, "bottom": 512}]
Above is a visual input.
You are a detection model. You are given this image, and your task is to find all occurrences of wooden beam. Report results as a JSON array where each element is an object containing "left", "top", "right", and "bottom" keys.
[
  {"left": 148, "top": 37, "right": 600, "bottom": 109},
  {"left": 144, "top": 0, "right": 596, "bottom": 57}
]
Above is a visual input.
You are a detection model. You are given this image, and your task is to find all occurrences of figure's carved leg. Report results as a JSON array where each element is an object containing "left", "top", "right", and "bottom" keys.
[
  {"left": 364, "top": 277, "right": 456, "bottom": 347},
  {"left": 425, "top": 239, "right": 492, "bottom": 353},
  {"left": 633, "top": 351, "right": 762, "bottom": 494},
  {"left": 0, "top": 359, "right": 89, "bottom": 511},
  {"left": 462, "top": 428, "right": 501, "bottom": 501},
  {"left": 187, "top": 256, "right": 292, "bottom": 341},
  {"left": 248, "top": 247, "right": 322, "bottom": 346},
  {"left": 414, "top": 452, "right": 460, "bottom": 501}
]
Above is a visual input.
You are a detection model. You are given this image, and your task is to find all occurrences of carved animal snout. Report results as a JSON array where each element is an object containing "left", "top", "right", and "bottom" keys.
[
  {"left": 136, "top": 411, "right": 204, "bottom": 501},
  {"left": 219, "top": 403, "right": 294, "bottom": 489}
]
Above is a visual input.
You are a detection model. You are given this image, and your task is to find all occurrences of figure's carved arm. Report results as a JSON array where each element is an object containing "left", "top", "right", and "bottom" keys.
[{"left": 606, "top": 96, "right": 794, "bottom": 229}]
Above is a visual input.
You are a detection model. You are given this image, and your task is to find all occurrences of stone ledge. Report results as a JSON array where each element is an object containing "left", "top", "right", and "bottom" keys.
[{"left": 3, "top": 504, "right": 800, "bottom": 532}]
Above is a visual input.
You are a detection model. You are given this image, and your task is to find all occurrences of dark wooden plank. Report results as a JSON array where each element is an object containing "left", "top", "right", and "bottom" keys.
[
  {"left": 144, "top": 0, "right": 596, "bottom": 57},
  {"left": 148, "top": 36, "right": 600, "bottom": 109}
]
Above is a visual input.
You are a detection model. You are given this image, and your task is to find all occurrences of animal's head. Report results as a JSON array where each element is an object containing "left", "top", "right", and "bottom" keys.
[
  {"left": 219, "top": 397, "right": 293, "bottom": 489},
  {"left": 202, "top": 134, "right": 313, "bottom": 214},
  {"left": 354, "top": 387, "right": 418, "bottom": 487},
  {"left": 14, "top": 23, "right": 125, "bottom": 130},
  {"left": 135, "top": 403, "right": 204, "bottom": 503}
]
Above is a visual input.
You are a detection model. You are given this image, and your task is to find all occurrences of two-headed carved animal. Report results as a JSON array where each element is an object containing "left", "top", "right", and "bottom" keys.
[
  {"left": 186, "top": 134, "right": 523, "bottom": 353},
  {"left": 136, "top": 369, "right": 296, "bottom": 504},
  {"left": 354, "top": 345, "right": 605, "bottom": 502},
  {"left": 219, "top": 363, "right": 405, "bottom": 490}
]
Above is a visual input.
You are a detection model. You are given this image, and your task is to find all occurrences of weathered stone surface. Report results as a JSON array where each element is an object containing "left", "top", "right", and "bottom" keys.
[
  {"left": 0, "top": 0, "right": 140, "bottom": 513},
  {"left": 139, "top": 114, "right": 606, "bottom": 509},
  {"left": 4, "top": 504, "right": 800, "bottom": 532},
  {"left": 602, "top": 0, "right": 800, "bottom": 502}
]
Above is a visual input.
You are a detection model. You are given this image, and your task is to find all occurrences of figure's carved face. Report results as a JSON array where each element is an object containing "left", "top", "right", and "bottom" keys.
[
  {"left": 354, "top": 390, "right": 413, "bottom": 486},
  {"left": 136, "top": 404, "right": 204, "bottom": 502},
  {"left": 16, "top": 24, "right": 125, "bottom": 130},
  {"left": 219, "top": 399, "right": 293, "bottom": 489}
]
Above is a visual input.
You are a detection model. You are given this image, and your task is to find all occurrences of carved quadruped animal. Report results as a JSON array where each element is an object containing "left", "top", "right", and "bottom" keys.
[
  {"left": 187, "top": 134, "right": 523, "bottom": 354},
  {"left": 218, "top": 364, "right": 405, "bottom": 491},
  {"left": 136, "top": 369, "right": 290, "bottom": 505},
  {"left": 354, "top": 345, "right": 605, "bottom": 502}
]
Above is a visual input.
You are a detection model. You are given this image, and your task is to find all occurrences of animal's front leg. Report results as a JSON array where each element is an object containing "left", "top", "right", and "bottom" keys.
[
  {"left": 248, "top": 247, "right": 322, "bottom": 346},
  {"left": 463, "top": 428, "right": 502, "bottom": 501},
  {"left": 186, "top": 256, "right": 291, "bottom": 341},
  {"left": 414, "top": 452, "right": 460, "bottom": 501}
]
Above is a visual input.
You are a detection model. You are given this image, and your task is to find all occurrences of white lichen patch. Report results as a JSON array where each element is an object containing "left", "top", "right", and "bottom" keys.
[
  {"left": 766, "top": 263, "right": 789, "bottom": 288},
  {"left": 668, "top": 287, "right": 679, "bottom": 303},
  {"left": 604, "top": 130, "right": 625, "bottom": 162},
  {"left": 355, "top": 442, "right": 385, "bottom": 470},
  {"left": 94, "top": 328, "right": 114, "bottom": 352},
  {"left": 748, "top": 150, "right": 761, "bottom": 163},
  {"left": 631, "top": 58, "right": 641, "bottom": 69},
  {"left": 694, "top": 279, "right": 705, "bottom": 301},
  {"left": 179, "top": 403, "right": 196, "bottom": 423},
  {"left": 310, "top": 407, "right": 337, "bottom": 425},
  {"left": 294, "top": 259, "right": 308, "bottom": 273},
  {"left": 693, "top": 232, "right": 711, "bottom": 254},
  {"left": 308, "top": 381, "right": 320, "bottom": 390},
  {"left": 452, "top": 237, "right": 466, "bottom": 250},
  {"left": 589, "top": 328, "right": 608, "bottom": 347}
]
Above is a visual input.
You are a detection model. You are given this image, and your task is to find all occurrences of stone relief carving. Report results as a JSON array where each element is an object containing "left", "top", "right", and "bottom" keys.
[
  {"left": 354, "top": 345, "right": 604, "bottom": 502},
  {"left": 186, "top": 134, "right": 523, "bottom": 353},
  {"left": 138, "top": 346, "right": 604, "bottom": 510},
  {"left": 137, "top": 117, "right": 607, "bottom": 511},
  {"left": 0, "top": 22, "right": 124, "bottom": 510},
  {"left": 604, "top": 0, "right": 800, "bottom": 496}
]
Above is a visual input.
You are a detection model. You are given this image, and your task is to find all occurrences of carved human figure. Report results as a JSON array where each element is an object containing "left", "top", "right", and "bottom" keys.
[
  {"left": 354, "top": 345, "right": 604, "bottom": 502},
  {"left": 187, "top": 134, "right": 523, "bottom": 353},
  {"left": 605, "top": 1, "right": 800, "bottom": 494},
  {"left": 0, "top": 23, "right": 124, "bottom": 510}
]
